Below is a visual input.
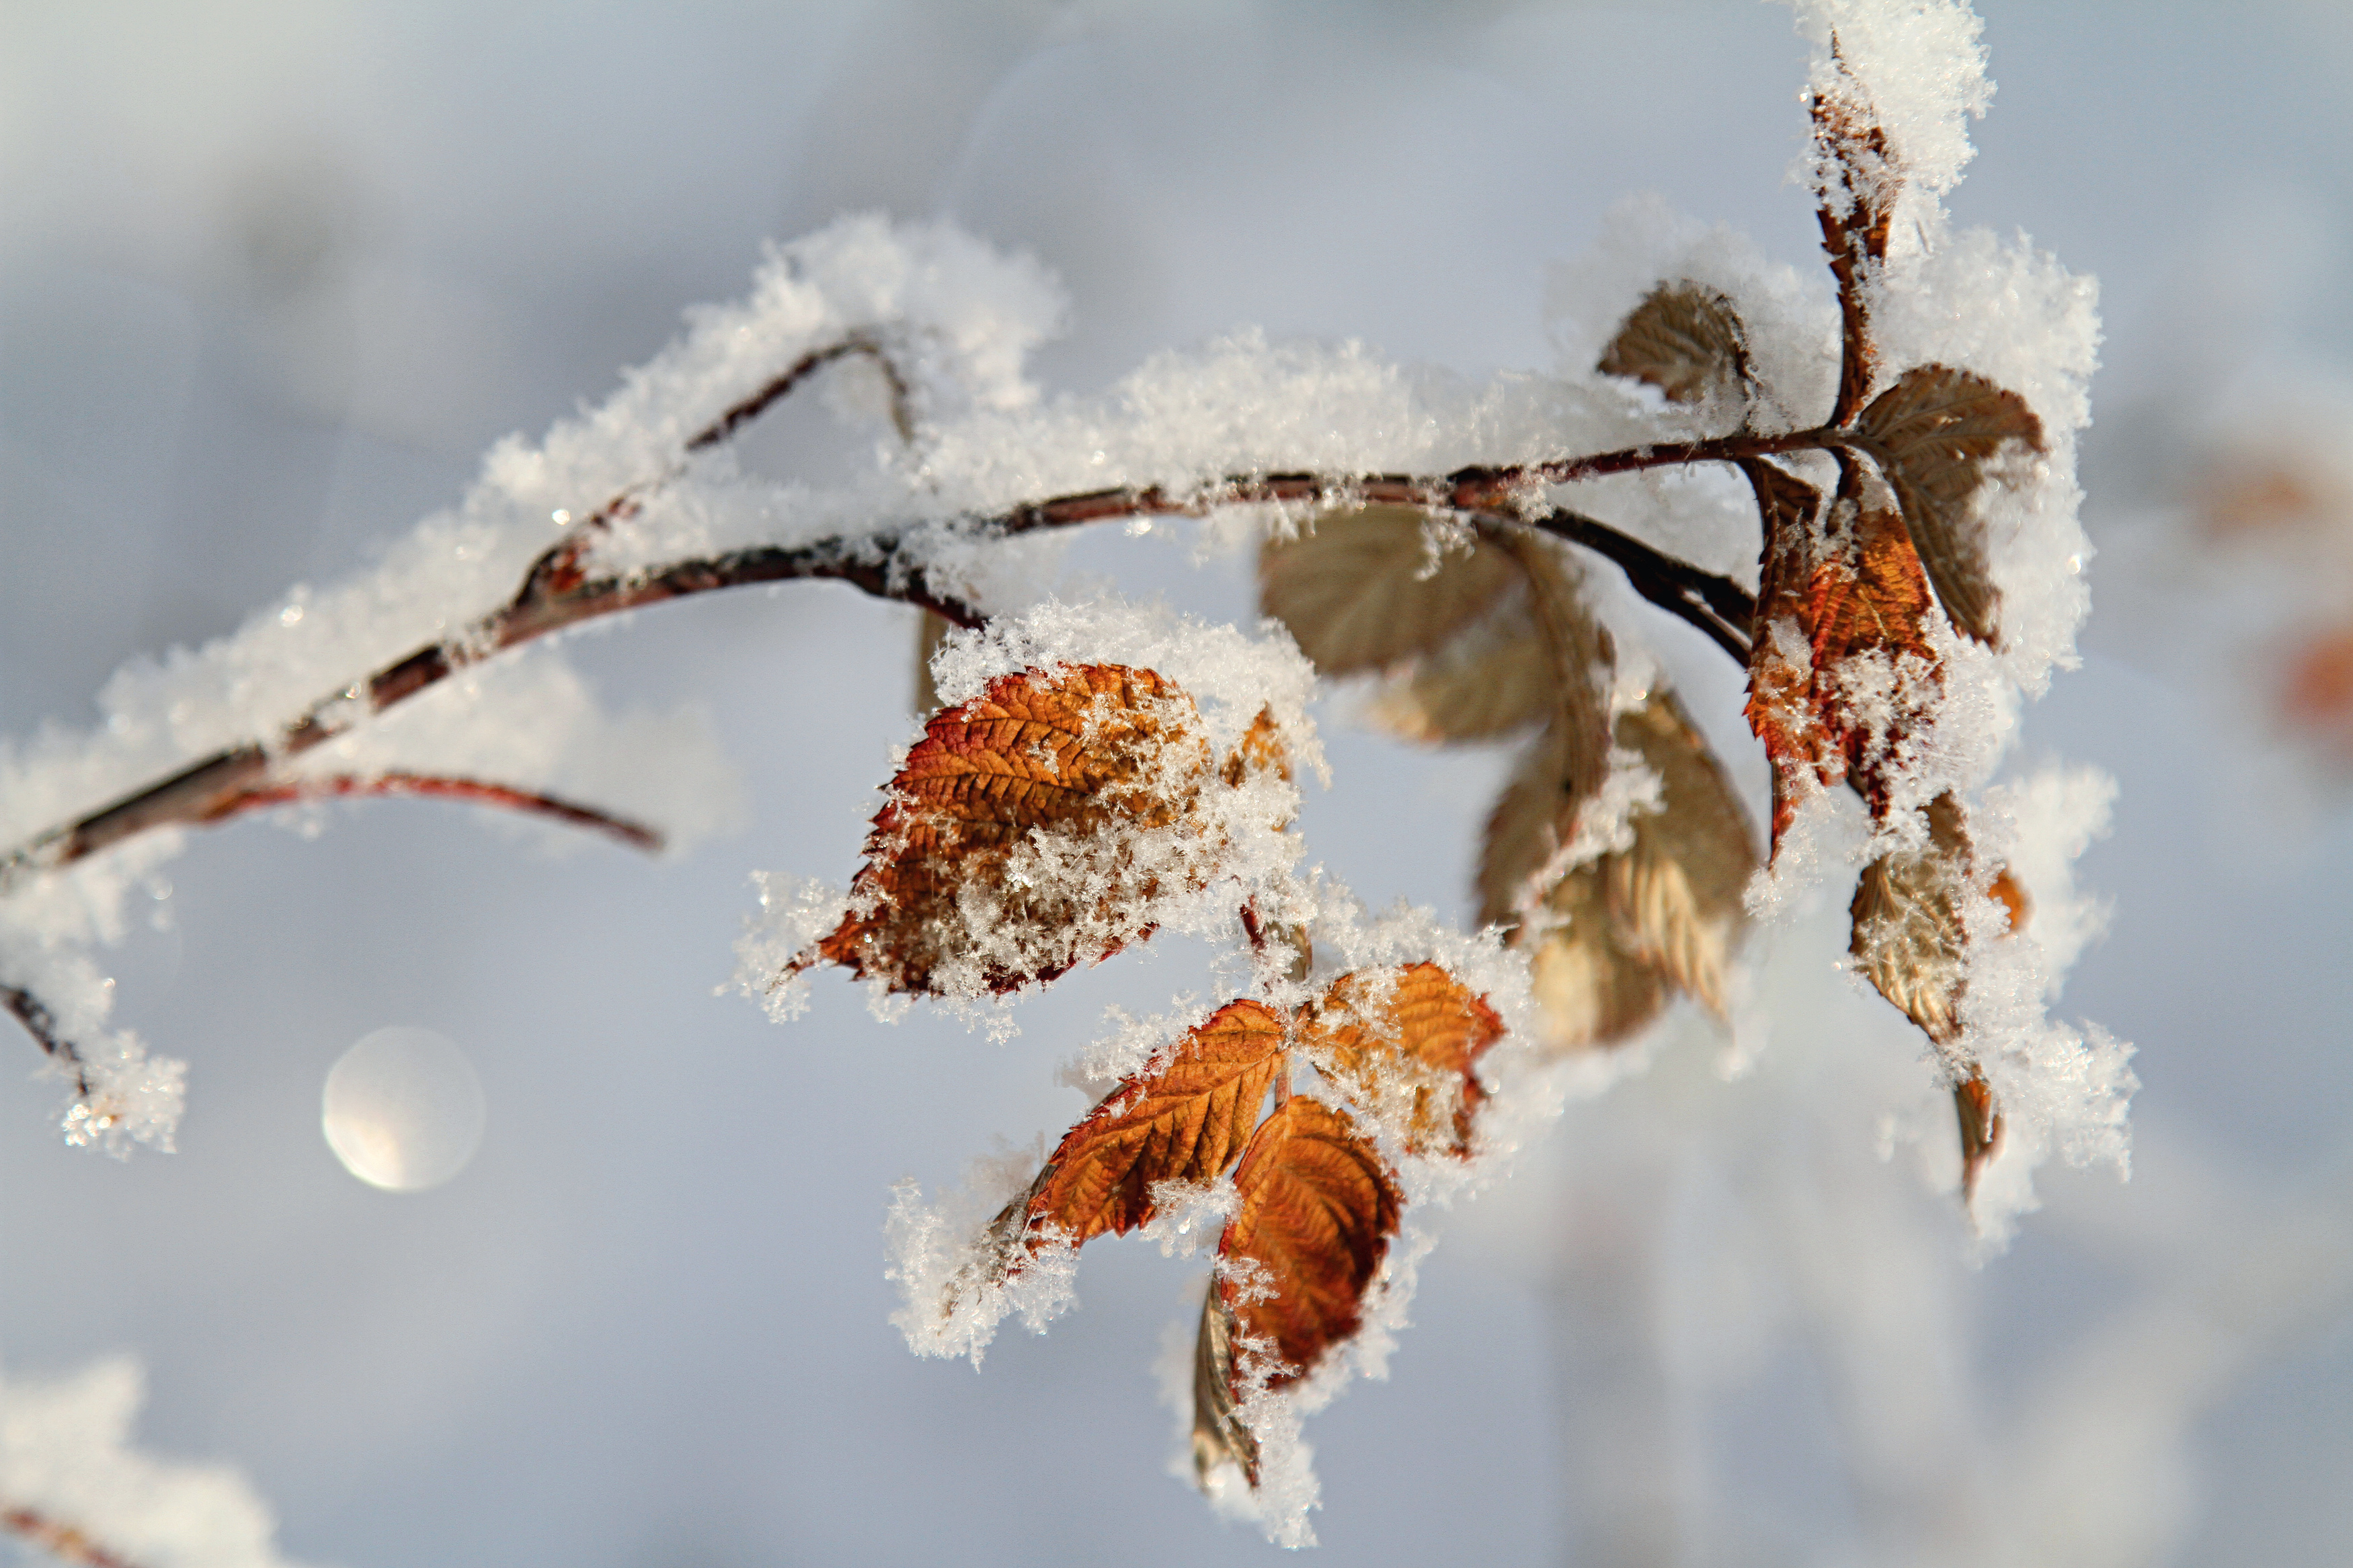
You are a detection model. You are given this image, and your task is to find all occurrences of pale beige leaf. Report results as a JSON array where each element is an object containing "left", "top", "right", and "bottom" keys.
[
  {"left": 1597, "top": 280, "right": 1753, "bottom": 410},
  {"left": 1853, "top": 364, "right": 2046, "bottom": 644},
  {"left": 1468, "top": 540, "right": 1616, "bottom": 921},
  {"left": 1367, "top": 611, "right": 1552, "bottom": 744},
  {"left": 1476, "top": 718, "right": 1586, "bottom": 927},
  {"left": 1505, "top": 536, "right": 1613, "bottom": 805},
  {"left": 1259, "top": 505, "right": 1517, "bottom": 676},
  {"left": 1525, "top": 867, "right": 1667, "bottom": 1054},
  {"left": 1601, "top": 689, "right": 1757, "bottom": 1016}
]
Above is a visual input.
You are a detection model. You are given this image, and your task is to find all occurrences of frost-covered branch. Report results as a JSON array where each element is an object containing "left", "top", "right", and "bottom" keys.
[
  {"left": 0, "top": 466, "right": 1755, "bottom": 913},
  {"left": 3, "top": 1504, "right": 147, "bottom": 1568},
  {"left": 2, "top": 983, "right": 85, "bottom": 1092},
  {"left": 0, "top": 1356, "right": 315, "bottom": 1568}
]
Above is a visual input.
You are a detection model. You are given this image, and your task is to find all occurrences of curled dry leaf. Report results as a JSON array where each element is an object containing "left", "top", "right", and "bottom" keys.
[
  {"left": 1022, "top": 999, "right": 1287, "bottom": 1247},
  {"left": 1221, "top": 704, "right": 1293, "bottom": 790},
  {"left": 1305, "top": 962, "right": 1505, "bottom": 1159},
  {"left": 910, "top": 608, "right": 953, "bottom": 716},
  {"left": 809, "top": 663, "right": 1211, "bottom": 995},
  {"left": 1469, "top": 538, "right": 1618, "bottom": 927},
  {"left": 1597, "top": 280, "right": 1754, "bottom": 412},
  {"left": 1847, "top": 791, "right": 1975, "bottom": 1046},
  {"left": 1190, "top": 1288, "right": 1261, "bottom": 1486},
  {"left": 1852, "top": 364, "right": 2046, "bottom": 644},
  {"left": 1259, "top": 505, "right": 1518, "bottom": 677},
  {"left": 1743, "top": 458, "right": 1942, "bottom": 850},
  {"left": 1215, "top": 1097, "right": 1402, "bottom": 1405},
  {"left": 1954, "top": 1070, "right": 2005, "bottom": 1208}
]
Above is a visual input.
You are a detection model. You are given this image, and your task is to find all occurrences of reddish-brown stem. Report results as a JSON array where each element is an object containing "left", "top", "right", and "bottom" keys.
[
  {"left": 200, "top": 773, "right": 664, "bottom": 853},
  {"left": 3, "top": 433, "right": 1816, "bottom": 899},
  {"left": 2, "top": 985, "right": 86, "bottom": 1093},
  {"left": 3, "top": 1505, "right": 147, "bottom": 1568}
]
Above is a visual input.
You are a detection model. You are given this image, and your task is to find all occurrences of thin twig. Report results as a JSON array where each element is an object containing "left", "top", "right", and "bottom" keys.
[
  {"left": 1521, "top": 509, "right": 1754, "bottom": 661},
  {"left": 200, "top": 773, "right": 664, "bottom": 853}
]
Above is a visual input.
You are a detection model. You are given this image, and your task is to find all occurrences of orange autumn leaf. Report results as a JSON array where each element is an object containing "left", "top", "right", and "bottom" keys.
[
  {"left": 1743, "top": 458, "right": 1942, "bottom": 850},
  {"left": 811, "top": 663, "right": 1211, "bottom": 995},
  {"left": 1305, "top": 962, "right": 1504, "bottom": 1159},
  {"left": 1215, "top": 1097, "right": 1402, "bottom": 1405},
  {"left": 1023, "top": 999, "right": 1288, "bottom": 1247}
]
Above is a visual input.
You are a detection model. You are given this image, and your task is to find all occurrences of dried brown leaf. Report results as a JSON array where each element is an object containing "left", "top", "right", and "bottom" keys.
[
  {"left": 1853, "top": 364, "right": 2045, "bottom": 644},
  {"left": 1954, "top": 1071, "right": 2005, "bottom": 1208},
  {"left": 1476, "top": 717, "right": 1591, "bottom": 928},
  {"left": 1499, "top": 689, "right": 1751, "bottom": 1053},
  {"left": 1190, "top": 1286, "right": 1261, "bottom": 1487},
  {"left": 1603, "top": 689, "right": 1757, "bottom": 1017},
  {"left": 1848, "top": 791, "right": 1973, "bottom": 1045},
  {"left": 1306, "top": 962, "right": 1506, "bottom": 1159},
  {"left": 1217, "top": 1097, "right": 1402, "bottom": 1398},
  {"left": 1810, "top": 63, "right": 1898, "bottom": 424},
  {"left": 811, "top": 663, "right": 1209, "bottom": 995},
  {"left": 1259, "top": 505, "right": 1518, "bottom": 677},
  {"left": 1597, "top": 281, "right": 1753, "bottom": 410},
  {"left": 1222, "top": 704, "right": 1293, "bottom": 789},
  {"left": 1023, "top": 1000, "right": 1288, "bottom": 1246}
]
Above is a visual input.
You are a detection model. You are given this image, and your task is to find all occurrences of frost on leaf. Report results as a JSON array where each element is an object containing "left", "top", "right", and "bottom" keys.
[
  {"left": 1743, "top": 458, "right": 1940, "bottom": 849},
  {"left": 1597, "top": 280, "right": 1755, "bottom": 415},
  {"left": 804, "top": 663, "right": 1224, "bottom": 996},
  {"left": 1492, "top": 689, "right": 1754, "bottom": 1053},
  {"left": 1848, "top": 790, "right": 1974, "bottom": 1046},
  {"left": 1019, "top": 999, "right": 1287, "bottom": 1247},
  {"left": 1304, "top": 962, "right": 1506, "bottom": 1159},
  {"left": 1853, "top": 364, "right": 2045, "bottom": 643},
  {"left": 1808, "top": 48, "right": 1899, "bottom": 425},
  {"left": 1258, "top": 505, "right": 1519, "bottom": 677},
  {"left": 1204, "top": 1098, "right": 1401, "bottom": 1481}
]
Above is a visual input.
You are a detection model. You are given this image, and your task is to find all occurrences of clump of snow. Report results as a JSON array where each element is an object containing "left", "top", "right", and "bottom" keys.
[
  {"left": 730, "top": 872, "right": 849, "bottom": 1024},
  {"left": 0, "top": 1355, "right": 315, "bottom": 1568},
  {"left": 1792, "top": 0, "right": 1991, "bottom": 227},
  {"left": 883, "top": 1143, "right": 1078, "bottom": 1366}
]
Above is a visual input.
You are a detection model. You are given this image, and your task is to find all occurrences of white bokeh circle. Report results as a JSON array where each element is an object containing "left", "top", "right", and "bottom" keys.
[{"left": 321, "top": 1026, "right": 487, "bottom": 1192}]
